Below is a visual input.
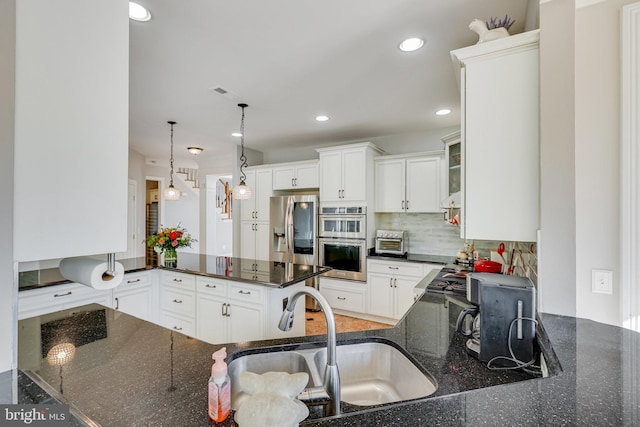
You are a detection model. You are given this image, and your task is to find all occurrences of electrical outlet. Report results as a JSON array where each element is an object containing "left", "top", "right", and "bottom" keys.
[{"left": 592, "top": 269, "right": 613, "bottom": 294}]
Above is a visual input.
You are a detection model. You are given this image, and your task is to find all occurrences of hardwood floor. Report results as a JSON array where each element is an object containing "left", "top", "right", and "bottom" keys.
[{"left": 304, "top": 310, "right": 392, "bottom": 336}]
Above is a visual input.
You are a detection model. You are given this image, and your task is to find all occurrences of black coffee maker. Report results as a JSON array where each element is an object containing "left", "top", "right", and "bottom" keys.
[{"left": 456, "top": 273, "right": 536, "bottom": 367}]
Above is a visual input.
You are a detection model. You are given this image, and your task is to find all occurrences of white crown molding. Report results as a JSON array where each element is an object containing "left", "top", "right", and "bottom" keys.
[{"left": 575, "top": 0, "right": 606, "bottom": 8}]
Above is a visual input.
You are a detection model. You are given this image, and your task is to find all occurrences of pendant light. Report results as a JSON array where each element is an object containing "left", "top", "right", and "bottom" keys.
[
  {"left": 163, "top": 121, "right": 181, "bottom": 200},
  {"left": 232, "top": 103, "right": 252, "bottom": 200}
]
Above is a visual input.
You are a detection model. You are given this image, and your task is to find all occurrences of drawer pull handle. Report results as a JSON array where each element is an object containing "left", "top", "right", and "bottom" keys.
[
  {"left": 173, "top": 299, "right": 183, "bottom": 304},
  {"left": 238, "top": 290, "right": 251, "bottom": 295},
  {"left": 226, "top": 304, "right": 231, "bottom": 317},
  {"left": 173, "top": 278, "right": 183, "bottom": 283},
  {"left": 337, "top": 297, "right": 346, "bottom": 300},
  {"left": 54, "top": 291, "right": 72, "bottom": 298},
  {"left": 206, "top": 284, "right": 217, "bottom": 288},
  {"left": 127, "top": 278, "right": 141, "bottom": 283},
  {"left": 114, "top": 297, "right": 119, "bottom": 309},
  {"left": 173, "top": 326, "right": 183, "bottom": 331},
  {"left": 388, "top": 266, "right": 399, "bottom": 270}
]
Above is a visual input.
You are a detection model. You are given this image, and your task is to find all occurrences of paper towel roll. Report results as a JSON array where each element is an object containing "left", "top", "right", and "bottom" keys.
[{"left": 59, "top": 257, "right": 124, "bottom": 289}]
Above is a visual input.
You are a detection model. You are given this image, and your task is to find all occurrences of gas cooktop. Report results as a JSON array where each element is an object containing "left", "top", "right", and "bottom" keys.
[{"left": 426, "top": 267, "right": 468, "bottom": 296}]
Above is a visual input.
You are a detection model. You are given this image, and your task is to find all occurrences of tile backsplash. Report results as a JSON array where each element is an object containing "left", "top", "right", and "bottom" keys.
[{"left": 374, "top": 213, "right": 530, "bottom": 258}]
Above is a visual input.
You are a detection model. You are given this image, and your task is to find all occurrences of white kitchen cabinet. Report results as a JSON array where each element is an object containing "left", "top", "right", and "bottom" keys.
[
  {"left": 317, "top": 143, "right": 383, "bottom": 204},
  {"left": 240, "top": 167, "right": 273, "bottom": 222},
  {"left": 113, "top": 271, "right": 154, "bottom": 322},
  {"left": 272, "top": 160, "right": 319, "bottom": 190},
  {"left": 442, "top": 131, "right": 462, "bottom": 198},
  {"left": 451, "top": 30, "right": 540, "bottom": 242},
  {"left": 14, "top": 0, "right": 128, "bottom": 262},
  {"left": 239, "top": 221, "right": 270, "bottom": 261},
  {"left": 375, "top": 153, "right": 443, "bottom": 213},
  {"left": 159, "top": 271, "right": 196, "bottom": 337},
  {"left": 319, "top": 277, "right": 367, "bottom": 314},
  {"left": 18, "top": 283, "right": 113, "bottom": 320},
  {"left": 240, "top": 167, "right": 273, "bottom": 262},
  {"left": 367, "top": 260, "right": 439, "bottom": 321}
]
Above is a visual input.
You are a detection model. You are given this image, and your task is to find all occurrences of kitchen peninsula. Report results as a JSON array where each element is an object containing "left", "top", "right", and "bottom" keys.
[{"left": 18, "top": 255, "right": 331, "bottom": 344}]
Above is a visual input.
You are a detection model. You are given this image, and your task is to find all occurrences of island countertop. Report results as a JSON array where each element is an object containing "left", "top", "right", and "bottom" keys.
[{"left": 18, "top": 254, "right": 331, "bottom": 291}]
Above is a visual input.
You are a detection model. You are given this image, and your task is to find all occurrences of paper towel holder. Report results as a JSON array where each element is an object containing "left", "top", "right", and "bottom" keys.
[{"left": 105, "top": 253, "right": 117, "bottom": 279}]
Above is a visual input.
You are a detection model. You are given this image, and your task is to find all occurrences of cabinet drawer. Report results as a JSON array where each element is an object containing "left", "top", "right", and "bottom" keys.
[
  {"left": 228, "top": 283, "right": 262, "bottom": 304},
  {"left": 19, "top": 283, "right": 112, "bottom": 320},
  {"left": 196, "top": 277, "right": 228, "bottom": 297},
  {"left": 162, "top": 271, "right": 196, "bottom": 291},
  {"left": 160, "top": 311, "right": 196, "bottom": 337},
  {"left": 321, "top": 286, "right": 365, "bottom": 313},
  {"left": 120, "top": 271, "right": 151, "bottom": 288},
  {"left": 161, "top": 286, "right": 195, "bottom": 317},
  {"left": 368, "top": 260, "right": 424, "bottom": 278}
]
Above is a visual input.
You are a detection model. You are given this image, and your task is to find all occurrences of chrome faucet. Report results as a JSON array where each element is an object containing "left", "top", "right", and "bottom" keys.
[{"left": 278, "top": 287, "right": 341, "bottom": 416}]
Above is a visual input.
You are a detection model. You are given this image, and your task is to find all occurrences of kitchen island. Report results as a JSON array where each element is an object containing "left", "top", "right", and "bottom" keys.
[{"left": 17, "top": 277, "right": 640, "bottom": 426}]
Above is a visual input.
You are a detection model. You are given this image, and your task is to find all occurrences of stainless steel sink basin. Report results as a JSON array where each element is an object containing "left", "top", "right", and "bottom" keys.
[
  {"left": 228, "top": 350, "right": 316, "bottom": 410},
  {"left": 227, "top": 339, "right": 437, "bottom": 410},
  {"left": 313, "top": 341, "right": 437, "bottom": 406}
]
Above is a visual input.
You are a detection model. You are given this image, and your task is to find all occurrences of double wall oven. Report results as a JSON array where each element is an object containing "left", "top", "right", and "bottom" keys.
[{"left": 318, "top": 206, "right": 367, "bottom": 282}]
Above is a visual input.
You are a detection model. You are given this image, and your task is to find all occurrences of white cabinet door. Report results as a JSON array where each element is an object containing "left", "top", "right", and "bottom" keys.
[
  {"left": 406, "top": 157, "right": 440, "bottom": 213},
  {"left": 368, "top": 273, "right": 395, "bottom": 319},
  {"left": 114, "top": 287, "right": 151, "bottom": 321},
  {"left": 452, "top": 31, "right": 539, "bottom": 242},
  {"left": 254, "top": 168, "right": 273, "bottom": 221},
  {"left": 240, "top": 170, "right": 257, "bottom": 222},
  {"left": 394, "top": 276, "right": 418, "bottom": 318},
  {"left": 375, "top": 159, "right": 405, "bottom": 212},
  {"left": 196, "top": 294, "right": 228, "bottom": 344},
  {"left": 255, "top": 223, "right": 271, "bottom": 261},
  {"left": 240, "top": 221, "right": 257, "bottom": 259},
  {"left": 319, "top": 151, "right": 343, "bottom": 202},
  {"left": 342, "top": 148, "right": 366, "bottom": 202},
  {"left": 295, "top": 163, "right": 319, "bottom": 189},
  {"left": 272, "top": 166, "right": 296, "bottom": 190},
  {"left": 228, "top": 302, "right": 263, "bottom": 343}
]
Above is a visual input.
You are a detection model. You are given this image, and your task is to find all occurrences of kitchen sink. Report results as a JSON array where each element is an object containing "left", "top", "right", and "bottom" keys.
[
  {"left": 227, "top": 339, "right": 437, "bottom": 410},
  {"left": 313, "top": 341, "right": 437, "bottom": 406}
]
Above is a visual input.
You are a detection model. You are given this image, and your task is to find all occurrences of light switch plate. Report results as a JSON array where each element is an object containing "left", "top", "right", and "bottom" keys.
[{"left": 592, "top": 269, "right": 613, "bottom": 294}]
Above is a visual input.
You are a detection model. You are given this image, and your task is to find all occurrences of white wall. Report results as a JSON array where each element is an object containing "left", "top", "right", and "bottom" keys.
[
  {"left": 574, "top": 0, "right": 634, "bottom": 325},
  {"left": 0, "top": 0, "right": 16, "bottom": 380},
  {"left": 538, "top": 0, "right": 577, "bottom": 318},
  {"left": 128, "top": 149, "right": 147, "bottom": 258},
  {"left": 145, "top": 164, "right": 200, "bottom": 253},
  {"left": 262, "top": 127, "right": 459, "bottom": 164}
]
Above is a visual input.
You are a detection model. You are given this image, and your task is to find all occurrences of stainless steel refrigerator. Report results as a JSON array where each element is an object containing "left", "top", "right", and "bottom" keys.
[{"left": 270, "top": 194, "right": 319, "bottom": 310}]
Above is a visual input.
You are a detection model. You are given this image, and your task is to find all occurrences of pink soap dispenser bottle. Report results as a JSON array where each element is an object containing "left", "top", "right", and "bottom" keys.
[{"left": 208, "top": 347, "right": 231, "bottom": 422}]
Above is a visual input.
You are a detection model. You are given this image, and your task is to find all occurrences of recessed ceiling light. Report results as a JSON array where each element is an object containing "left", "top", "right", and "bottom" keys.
[
  {"left": 232, "top": 132, "right": 242, "bottom": 137},
  {"left": 315, "top": 115, "right": 330, "bottom": 122},
  {"left": 435, "top": 108, "right": 452, "bottom": 116},
  {"left": 399, "top": 37, "right": 424, "bottom": 52},
  {"left": 129, "top": 2, "right": 151, "bottom": 22}
]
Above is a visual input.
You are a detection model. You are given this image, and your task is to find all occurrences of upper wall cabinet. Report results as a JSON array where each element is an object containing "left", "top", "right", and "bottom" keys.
[
  {"left": 451, "top": 30, "right": 540, "bottom": 242},
  {"left": 272, "top": 160, "right": 319, "bottom": 190},
  {"left": 14, "top": 0, "right": 129, "bottom": 261},
  {"left": 375, "top": 152, "right": 444, "bottom": 213},
  {"left": 316, "top": 143, "right": 383, "bottom": 205}
]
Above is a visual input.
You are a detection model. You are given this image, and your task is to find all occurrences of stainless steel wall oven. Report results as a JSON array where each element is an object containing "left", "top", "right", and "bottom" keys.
[{"left": 318, "top": 206, "right": 367, "bottom": 282}]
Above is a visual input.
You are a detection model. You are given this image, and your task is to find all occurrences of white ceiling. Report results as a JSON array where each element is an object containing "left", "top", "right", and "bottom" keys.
[{"left": 129, "top": 0, "right": 535, "bottom": 166}]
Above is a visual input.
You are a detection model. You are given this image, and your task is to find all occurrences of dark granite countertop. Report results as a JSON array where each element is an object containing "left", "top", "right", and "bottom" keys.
[
  {"left": 19, "top": 283, "right": 607, "bottom": 426},
  {"left": 18, "top": 254, "right": 331, "bottom": 291},
  {"left": 367, "top": 252, "right": 454, "bottom": 265}
]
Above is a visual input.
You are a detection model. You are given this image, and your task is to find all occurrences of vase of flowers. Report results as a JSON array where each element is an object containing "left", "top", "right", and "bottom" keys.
[{"left": 146, "top": 225, "right": 195, "bottom": 268}]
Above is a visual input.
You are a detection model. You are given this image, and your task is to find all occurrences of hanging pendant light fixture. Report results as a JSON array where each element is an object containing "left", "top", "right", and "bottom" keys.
[
  {"left": 163, "top": 121, "right": 181, "bottom": 201},
  {"left": 232, "top": 103, "right": 252, "bottom": 200}
]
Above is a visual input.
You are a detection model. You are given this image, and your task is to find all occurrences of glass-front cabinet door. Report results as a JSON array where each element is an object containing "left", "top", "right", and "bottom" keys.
[{"left": 442, "top": 131, "right": 461, "bottom": 197}]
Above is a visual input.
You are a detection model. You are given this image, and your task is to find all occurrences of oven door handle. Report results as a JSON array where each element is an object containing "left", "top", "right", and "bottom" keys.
[{"left": 321, "top": 240, "right": 365, "bottom": 247}]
